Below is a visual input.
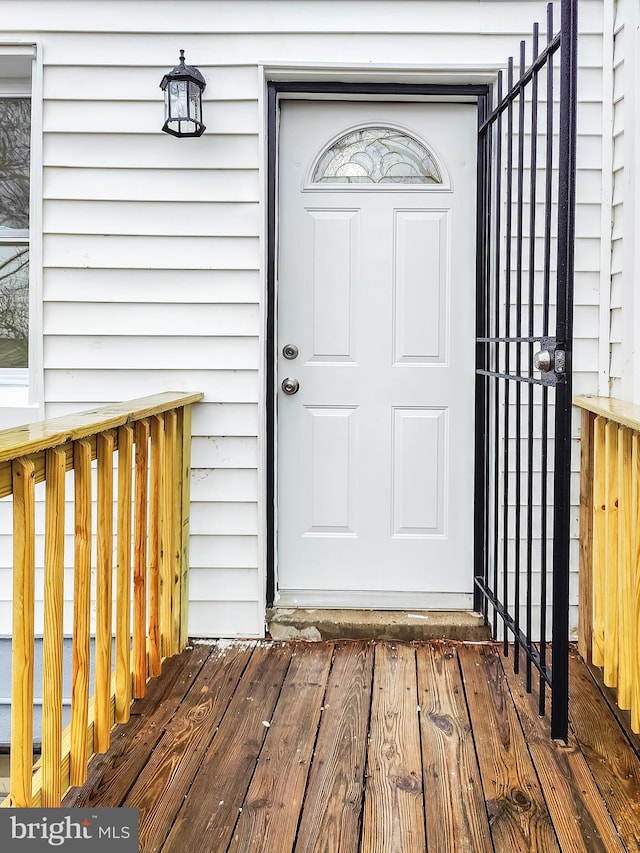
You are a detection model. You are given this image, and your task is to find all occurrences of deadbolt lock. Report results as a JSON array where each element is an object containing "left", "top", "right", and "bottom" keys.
[{"left": 283, "top": 344, "right": 299, "bottom": 360}]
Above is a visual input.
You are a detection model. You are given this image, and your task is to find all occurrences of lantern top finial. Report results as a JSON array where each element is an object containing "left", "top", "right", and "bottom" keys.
[{"left": 160, "top": 50, "right": 206, "bottom": 91}]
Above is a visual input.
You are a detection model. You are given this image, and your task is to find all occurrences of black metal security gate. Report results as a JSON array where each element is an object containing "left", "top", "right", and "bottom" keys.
[{"left": 474, "top": 0, "right": 577, "bottom": 740}]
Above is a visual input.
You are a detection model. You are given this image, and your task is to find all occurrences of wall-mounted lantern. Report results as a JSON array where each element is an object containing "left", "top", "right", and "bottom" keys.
[{"left": 160, "top": 50, "right": 206, "bottom": 137}]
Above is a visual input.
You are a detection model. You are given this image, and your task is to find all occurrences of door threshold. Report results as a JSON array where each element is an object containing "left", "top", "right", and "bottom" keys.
[{"left": 266, "top": 607, "right": 490, "bottom": 642}]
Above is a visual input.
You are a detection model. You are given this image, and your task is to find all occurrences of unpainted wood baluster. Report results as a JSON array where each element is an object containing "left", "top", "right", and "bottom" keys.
[
  {"left": 592, "top": 416, "right": 606, "bottom": 667},
  {"left": 10, "top": 456, "right": 36, "bottom": 808},
  {"left": 179, "top": 406, "right": 192, "bottom": 650},
  {"left": 162, "top": 410, "right": 176, "bottom": 658},
  {"left": 148, "top": 415, "right": 164, "bottom": 676},
  {"left": 578, "top": 409, "right": 595, "bottom": 663},
  {"left": 42, "top": 447, "right": 66, "bottom": 806},
  {"left": 632, "top": 432, "right": 640, "bottom": 733},
  {"left": 617, "top": 426, "right": 633, "bottom": 709},
  {"left": 116, "top": 424, "right": 134, "bottom": 724},
  {"left": 604, "top": 420, "right": 619, "bottom": 688},
  {"left": 95, "top": 431, "right": 115, "bottom": 753},
  {"left": 70, "top": 439, "right": 92, "bottom": 786},
  {"left": 133, "top": 419, "right": 149, "bottom": 698}
]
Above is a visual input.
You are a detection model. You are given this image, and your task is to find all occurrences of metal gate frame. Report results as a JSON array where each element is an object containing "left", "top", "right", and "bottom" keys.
[{"left": 474, "top": 0, "right": 578, "bottom": 740}]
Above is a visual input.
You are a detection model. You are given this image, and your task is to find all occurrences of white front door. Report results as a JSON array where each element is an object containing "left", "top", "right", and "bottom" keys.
[{"left": 276, "top": 100, "right": 477, "bottom": 609}]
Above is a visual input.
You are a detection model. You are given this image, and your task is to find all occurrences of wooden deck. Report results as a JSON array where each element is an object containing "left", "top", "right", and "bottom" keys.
[{"left": 63, "top": 640, "right": 640, "bottom": 852}]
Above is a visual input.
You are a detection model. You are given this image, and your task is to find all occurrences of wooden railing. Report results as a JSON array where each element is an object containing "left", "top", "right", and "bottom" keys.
[
  {"left": 0, "top": 391, "right": 203, "bottom": 808},
  {"left": 575, "top": 395, "right": 640, "bottom": 734}
]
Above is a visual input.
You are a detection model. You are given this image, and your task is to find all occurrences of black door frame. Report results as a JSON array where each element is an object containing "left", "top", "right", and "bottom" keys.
[{"left": 265, "top": 80, "right": 490, "bottom": 606}]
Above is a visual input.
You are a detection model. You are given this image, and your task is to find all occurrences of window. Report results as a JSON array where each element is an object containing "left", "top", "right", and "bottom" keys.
[
  {"left": 0, "top": 46, "right": 42, "bottom": 425},
  {"left": 0, "top": 96, "right": 30, "bottom": 373},
  {"left": 312, "top": 126, "right": 443, "bottom": 185}
]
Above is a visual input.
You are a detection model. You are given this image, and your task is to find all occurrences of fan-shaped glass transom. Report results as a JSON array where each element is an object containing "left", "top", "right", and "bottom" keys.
[{"left": 312, "top": 126, "right": 443, "bottom": 184}]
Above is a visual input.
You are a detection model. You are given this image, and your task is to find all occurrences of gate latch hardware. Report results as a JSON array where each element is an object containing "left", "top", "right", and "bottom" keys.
[
  {"left": 534, "top": 349, "right": 553, "bottom": 372},
  {"left": 533, "top": 338, "right": 566, "bottom": 384}
]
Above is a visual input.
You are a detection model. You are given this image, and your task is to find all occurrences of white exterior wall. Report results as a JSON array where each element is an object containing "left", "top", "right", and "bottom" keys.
[
  {"left": 608, "top": 0, "right": 640, "bottom": 403},
  {"left": 0, "top": 0, "right": 606, "bottom": 639}
]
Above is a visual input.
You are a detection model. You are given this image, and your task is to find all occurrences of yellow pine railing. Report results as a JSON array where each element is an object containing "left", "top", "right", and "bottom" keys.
[
  {"left": 0, "top": 391, "right": 203, "bottom": 808},
  {"left": 575, "top": 395, "right": 640, "bottom": 733}
]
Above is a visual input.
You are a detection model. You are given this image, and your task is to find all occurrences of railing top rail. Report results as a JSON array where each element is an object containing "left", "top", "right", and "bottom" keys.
[
  {"left": 574, "top": 395, "right": 640, "bottom": 432},
  {"left": 0, "top": 391, "right": 203, "bottom": 463}
]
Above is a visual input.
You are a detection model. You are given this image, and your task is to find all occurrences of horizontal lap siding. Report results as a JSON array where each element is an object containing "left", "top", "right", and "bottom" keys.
[
  {"left": 610, "top": 0, "right": 624, "bottom": 397},
  {"left": 0, "top": 0, "right": 603, "bottom": 638}
]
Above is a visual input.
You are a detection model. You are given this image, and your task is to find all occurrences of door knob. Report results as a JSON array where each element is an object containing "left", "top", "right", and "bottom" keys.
[{"left": 281, "top": 377, "right": 300, "bottom": 395}]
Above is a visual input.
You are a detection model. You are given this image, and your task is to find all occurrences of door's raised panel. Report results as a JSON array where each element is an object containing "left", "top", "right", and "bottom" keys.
[
  {"left": 393, "top": 210, "right": 448, "bottom": 364},
  {"left": 306, "top": 209, "right": 358, "bottom": 362},
  {"left": 392, "top": 407, "right": 447, "bottom": 536},
  {"left": 305, "top": 406, "right": 357, "bottom": 535}
]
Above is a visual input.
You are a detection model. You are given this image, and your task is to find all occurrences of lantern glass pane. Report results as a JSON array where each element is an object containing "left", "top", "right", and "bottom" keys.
[
  {"left": 169, "top": 80, "right": 188, "bottom": 119},
  {"left": 188, "top": 81, "right": 201, "bottom": 122}
]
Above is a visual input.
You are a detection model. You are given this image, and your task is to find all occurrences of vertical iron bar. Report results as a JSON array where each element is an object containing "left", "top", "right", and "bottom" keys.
[
  {"left": 492, "top": 73, "right": 504, "bottom": 639},
  {"left": 513, "top": 40, "right": 527, "bottom": 674},
  {"left": 526, "top": 23, "right": 540, "bottom": 693},
  {"left": 502, "top": 56, "right": 515, "bottom": 655},
  {"left": 551, "top": 0, "right": 577, "bottom": 742},
  {"left": 485, "top": 93, "right": 493, "bottom": 622},
  {"left": 539, "top": 0, "right": 554, "bottom": 717},
  {"left": 475, "top": 95, "right": 489, "bottom": 615}
]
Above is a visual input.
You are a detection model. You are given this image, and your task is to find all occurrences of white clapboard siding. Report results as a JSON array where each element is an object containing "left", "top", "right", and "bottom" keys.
[
  {"left": 609, "top": 0, "right": 625, "bottom": 397},
  {"left": 44, "top": 337, "right": 259, "bottom": 370},
  {"left": 28, "top": 30, "right": 609, "bottom": 69},
  {"left": 191, "top": 436, "right": 258, "bottom": 469},
  {"left": 43, "top": 65, "right": 260, "bottom": 101},
  {"left": 43, "top": 235, "right": 260, "bottom": 269},
  {"left": 189, "top": 568, "right": 260, "bottom": 602},
  {"left": 44, "top": 269, "right": 260, "bottom": 304},
  {"left": 191, "top": 468, "right": 259, "bottom": 503},
  {"left": 44, "top": 168, "right": 259, "bottom": 202},
  {"left": 44, "top": 200, "right": 260, "bottom": 236},
  {"left": 0, "top": 0, "right": 605, "bottom": 640},
  {"left": 45, "top": 369, "right": 259, "bottom": 403},
  {"left": 189, "top": 535, "right": 259, "bottom": 569},
  {"left": 191, "top": 502, "right": 258, "bottom": 536},
  {"left": 44, "top": 134, "right": 259, "bottom": 169},
  {"left": 43, "top": 99, "right": 259, "bottom": 135},
  {"left": 0, "top": 0, "right": 606, "bottom": 34},
  {"left": 188, "top": 601, "right": 262, "bottom": 638},
  {"left": 44, "top": 303, "right": 259, "bottom": 336}
]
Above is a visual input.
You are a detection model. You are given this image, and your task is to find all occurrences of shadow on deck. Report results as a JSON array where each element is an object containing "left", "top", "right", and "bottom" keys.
[{"left": 63, "top": 640, "right": 640, "bottom": 852}]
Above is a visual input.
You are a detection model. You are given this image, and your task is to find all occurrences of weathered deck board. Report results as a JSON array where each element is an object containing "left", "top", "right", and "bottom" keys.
[
  {"left": 63, "top": 644, "right": 212, "bottom": 808},
  {"left": 458, "top": 644, "right": 561, "bottom": 852},
  {"left": 294, "top": 641, "right": 373, "bottom": 853},
  {"left": 63, "top": 640, "right": 640, "bottom": 853},
  {"left": 361, "top": 642, "right": 426, "bottom": 853},
  {"left": 503, "top": 649, "right": 625, "bottom": 853},
  {"left": 568, "top": 650, "right": 640, "bottom": 851},
  {"left": 227, "top": 642, "right": 334, "bottom": 852},
  {"left": 163, "top": 643, "right": 293, "bottom": 853},
  {"left": 417, "top": 641, "right": 492, "bottom": 853},
  {"left": 123, "top": 642, "right": 254, "bottom": 852}
]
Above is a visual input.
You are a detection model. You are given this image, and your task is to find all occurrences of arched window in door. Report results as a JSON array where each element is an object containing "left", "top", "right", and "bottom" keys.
[{"left": 311, "top": 125, "right": 443, "bottom": 184}]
